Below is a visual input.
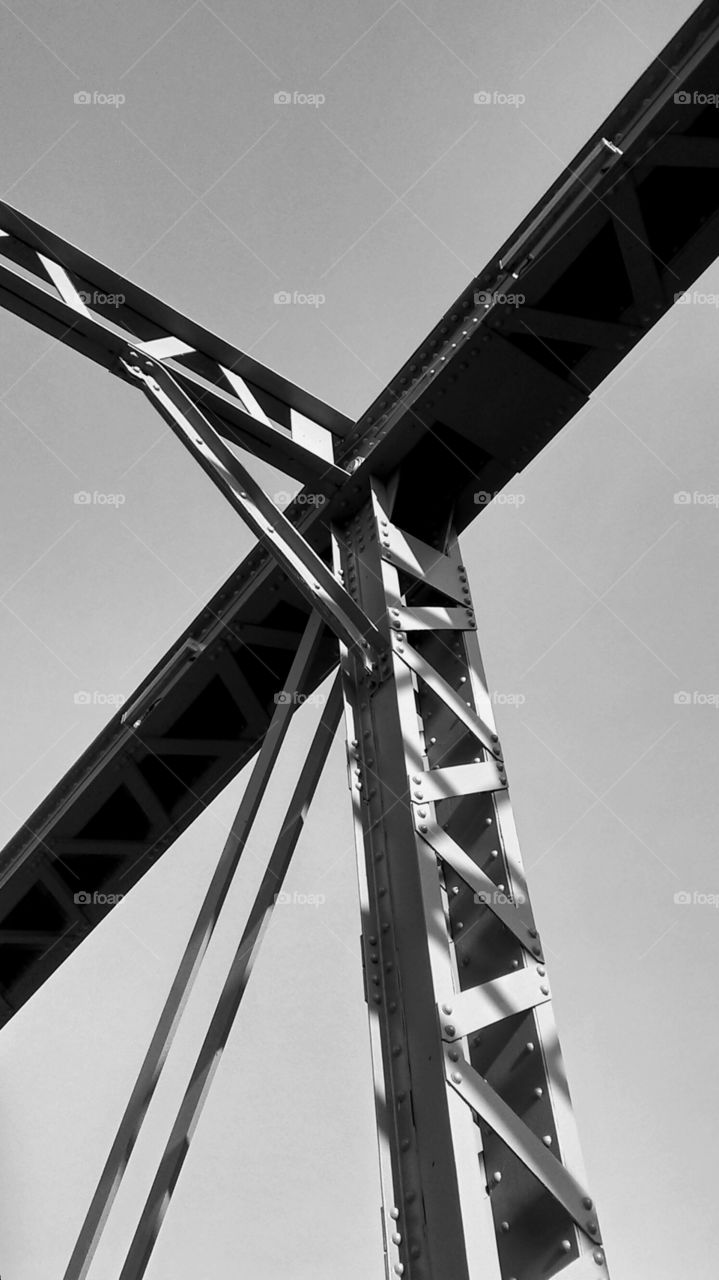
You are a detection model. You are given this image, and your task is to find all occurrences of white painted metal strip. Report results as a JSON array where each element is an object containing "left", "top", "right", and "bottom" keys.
[
  {"left": 411, "top": 761, "right": 505, "bottom": 801},
  {"left": 136, "top": 336, "right": 195, "bottom": 359},
  {"left": 415, "top": 820, "right": 539, "bottom": 957},
  {"left": 290, "top": 407, "right": 334, "bottom": 463},
  {"left": 438, "top": 967, "right": 551, "bottom": 1040},
  {"left": 221, "top": 365, "right": 272, "bottom": 425},
  {"left": 444, "top": 1048, "right": 601, "bottom": 1244},
  {"left": 395, "top": 638, "right": 501, "bottom": 758},
  {"left": 392, "top": 604, "right": 474, "bottom": 631},
  {"left": 38, "top": 254, "right": 91, "bottom": 314}
]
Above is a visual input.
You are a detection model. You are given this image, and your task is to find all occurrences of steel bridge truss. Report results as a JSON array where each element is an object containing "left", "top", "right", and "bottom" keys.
[
  {"left": 55, "top": 382, "right": 609, "bottom": 1279},
  {"left": 55, "top": 329, "right": 609, "bottom": 1279},
  {"left": 3, "top": 1, "right": 719, "bottom": 1276}
]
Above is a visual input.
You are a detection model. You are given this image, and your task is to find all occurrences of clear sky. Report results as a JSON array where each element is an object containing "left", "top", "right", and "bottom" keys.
[{"left": 1, "top": 2, "right": 718, "bottom": 1278}]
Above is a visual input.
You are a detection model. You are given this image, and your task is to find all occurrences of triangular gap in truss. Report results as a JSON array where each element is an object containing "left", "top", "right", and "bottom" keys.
[
  {"left": 0, "top": 693, "right": 379, "bottom": 1277},
  {"left": 59, "top": 670, "right": 372, "bottom": 1279}
]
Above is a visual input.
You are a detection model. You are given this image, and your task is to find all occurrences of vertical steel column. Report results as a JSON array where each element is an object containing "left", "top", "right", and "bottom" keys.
[{"left": 333, "top": 479, "right": 608, "bottom": 1280}]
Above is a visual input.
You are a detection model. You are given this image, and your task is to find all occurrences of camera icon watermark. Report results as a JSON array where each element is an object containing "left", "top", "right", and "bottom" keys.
[
  {"left": 673, "top": 90, "right": 719, "bottom": 108},
  {"left": 473, "top": 887, "right": 526, "bottom": 907},
  {"left": 77, "top": 290, "right": 125, "bottom": 308},
  {"left": 273, "top": 290, "right": 325, "bottom": 307},
  {"left": 74, "top": 890, "right": 125, "bottom": 905},
  {"left": 74, "top": 690, "right": 125, "bottom": 709},
  {"left": 475, "top": 288, "right": 525, "bottom": 309},
  {"left": 674, "top": 490, "right": 719, "bottom": 506},
  {"left": 73, "top": 491, "right": 126, "bottom": 507},
  {"left": 274, "top": 90, "right": 325, "bottom": 108},
  {"left": 74, "top": 90, "right": 125, "bottom": 108},
  {"left": 674, "top": 290, "right": 719, "bottom": 307},
  {"left": 673, "top": 690, "right": 719, "bottom": 708},
  {"left": 274, "top": 490, "right": 327, "bottom": 508},
  {"left": 674, "top": 889, "right": 719, "bottom": 907},
  {"left": 274, "top": 889, "right": 326, "bottom": 906},
  {"left": 474, "top": 490, "right": 525, "bottom": 507},
  {"left": 274, "top": 690, "right": 326, "bottom": 707},
  {"left": 473, "top": 90, "right": 526, "bottom": 108}
]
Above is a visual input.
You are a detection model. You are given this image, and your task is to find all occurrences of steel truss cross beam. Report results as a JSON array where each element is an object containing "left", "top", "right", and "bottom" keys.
[
  {"left": 4, "top": 0, "right": 719, "bottom": 1023},
  {"left": 119, "top": 349, "right": 385, "bottom": 666},
  {"left": 0, "top": 203, "right": 350, "bottom": 489},
  {"left": 3, "top": 2, "right": 719, "bottom": 1276}
]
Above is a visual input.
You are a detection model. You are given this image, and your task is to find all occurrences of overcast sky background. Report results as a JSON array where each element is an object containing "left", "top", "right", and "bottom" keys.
[{"left": 0, "top": 1, "right": 718, "bottom": 1277}]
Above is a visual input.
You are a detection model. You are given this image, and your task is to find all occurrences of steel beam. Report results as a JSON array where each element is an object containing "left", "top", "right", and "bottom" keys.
[
  {"left": 109, "top": 677, "right": 343, "bottom": 1280},
  {"left": 333, "top": 480, "right": 608, "bottom": 1280},
  {"left": 0, "top": 202, "right": 349, "bottom": 488},
  {"left": 120, "top": 350, "right": 385, "bottom": 666},
  {"left": 4, "top": 0, "right": 719, "bottom": 1021},
  {"left": 60, "top": 610, "right": 326, "bottom": 1280}
]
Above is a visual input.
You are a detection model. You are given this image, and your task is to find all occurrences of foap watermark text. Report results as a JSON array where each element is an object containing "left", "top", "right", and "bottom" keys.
[{"left": 474, "top": 90, "right": 525, "bottom": 108}]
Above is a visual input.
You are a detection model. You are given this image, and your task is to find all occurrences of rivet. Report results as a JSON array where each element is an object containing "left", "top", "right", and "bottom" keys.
[
  {"left": 449, "top": 1048, "right": 459, "bottom": 1061},
  {"left": 451, "top": 1071, "right": 462, "bottom": 1083},
  {"left": 492, "top": 1171, "right": 502, "bottom": 1185},
  {"left": 583, "top": 1197, "right": 593, "bottom": 1210},
  {"left": 593, "top": 1249, "right": 604, "bottom": 1264},
  {"left": 392, "top": 1232, "right": 401, "bottom": 1244},
  {"left": 543, "top": 1135, "right": 552, "bottom": 1146},
  {"left": 445, "top": 1024, "right": 456, "bottom": 1036},
  {"left": 587, "top": 1219, "right": 598, "bottom": 1233},
  {"left": 501, "top": 1221, "right": 510, "bottom": 1233},
  {"left": 561, "top": 1239, "right": 571, "bottom": 1253},
  {"left": 442, "top": 1003, "right": 453, "bottom": 1014},
  {"left": 390, "top": 1208, "right": 400, "bottom": 1220},
  {"left": 533, "top": 1086, "right": 543, "bottom": 1098},
  {"left": 540, "top": 984, "right": 549, "bottom": 995}
]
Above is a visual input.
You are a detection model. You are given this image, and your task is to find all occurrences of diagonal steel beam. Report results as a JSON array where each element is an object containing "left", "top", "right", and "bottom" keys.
[
  {"left": 3, "top": 0, "right": 719, "bottom": 1024},
  {"left": 0, "top": 202, "right": 349, "bottom": 488},
  {"left": 61, "top": 611, "right": 329, "bottom": 1280},
  {"left": 111, "top": 676, "right": 343, "bottom": 1280},
  {"left": 120, "top": 350, "right": 385, "bottom": 667}
]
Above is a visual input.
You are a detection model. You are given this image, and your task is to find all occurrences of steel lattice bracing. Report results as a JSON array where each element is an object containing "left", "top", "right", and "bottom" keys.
[
  {"left": 336, "top": 485, "right": 606, "bottom": 1280},
  {"left": 0, "top": 0, "right": 717, "bottom": 1088},
  {"left": 1, "top": 3, "right": 718, "bottom": 1276}
]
